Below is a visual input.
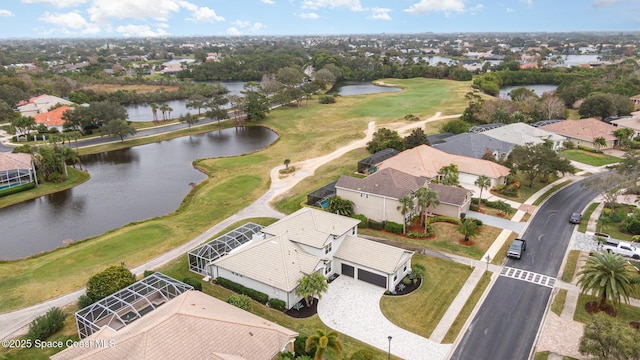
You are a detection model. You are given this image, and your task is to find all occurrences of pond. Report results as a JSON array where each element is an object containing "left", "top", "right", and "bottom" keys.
[
  {"left": 335, "top": 81, "right": 402, "bottom": 96},
  {"left": 499, "top": 84, "right": 559, "bottom": 99},
  {"left": 0, "top": 126, "right": 278, "bottom": 260}
]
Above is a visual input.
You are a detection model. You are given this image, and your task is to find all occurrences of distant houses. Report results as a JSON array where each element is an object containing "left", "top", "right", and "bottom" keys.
[
  {"left": 538, "top": 118, "right": 618, "bottom": 150},
  {"left": 17, "top": 94, "right": 73, "bottom": 117}
]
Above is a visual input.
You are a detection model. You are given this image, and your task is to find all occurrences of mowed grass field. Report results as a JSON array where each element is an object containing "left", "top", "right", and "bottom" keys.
[{"left": 0, "top": 78, "right": 470, "bottom": 313}]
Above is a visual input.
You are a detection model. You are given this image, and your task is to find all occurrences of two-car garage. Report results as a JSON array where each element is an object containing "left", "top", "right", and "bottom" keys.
[{"left": 340, "top": 263, "right": 388, "bottom": 288}]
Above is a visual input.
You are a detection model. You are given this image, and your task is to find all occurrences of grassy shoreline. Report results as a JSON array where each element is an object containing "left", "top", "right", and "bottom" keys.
[{"left": 0, "top": 78, "right": 470, "bottom": 313}]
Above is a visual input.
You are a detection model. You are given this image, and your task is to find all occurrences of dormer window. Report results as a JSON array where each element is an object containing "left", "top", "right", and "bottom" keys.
[{"left": 325, "top": 242, "right": 332, "bottom": 254}]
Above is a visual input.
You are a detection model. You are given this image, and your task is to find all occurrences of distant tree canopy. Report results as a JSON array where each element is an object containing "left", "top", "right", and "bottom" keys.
[{"left": 578, "top": 93, "right": 633, "bottom": 119}]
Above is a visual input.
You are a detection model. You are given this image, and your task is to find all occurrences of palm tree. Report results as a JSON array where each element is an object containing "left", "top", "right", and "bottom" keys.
[
  {"left": 159, "top": 104, "right": 170, "bottom": 121},
  {"left": 474, "top": 175, "right": 492, "bottom": 206},
  {"left": 150, "top": 103, "right": 159, "bottom": 121},
  {"left": 415, "top": 187, "right": 439, "bottom": 232},
  {"left": 577, "top": 251, "right": 637, "bottom": 311},
  {"left": 166, "top": 105, "right": 173, "bottom": 120},
  {"left": 397, "top": 195, "right": 415, "bottom": 234},
  {"left": 327, "top": 196, "right": 354, "bottom": 216},
  {"left": 296, "top": 272, "right": 328, "bottom": 307},
  {"left": 305, "top": 329, "right": 343, "bottom": 360},
  {"left": 593, "top": 136, "right": 607, "bottom": 152},
  {"left": 284, "top": 158, "right": 291, "bottom": 169},
  {"left": 457, "top": 218, "right": 480, "bottom": 242}
]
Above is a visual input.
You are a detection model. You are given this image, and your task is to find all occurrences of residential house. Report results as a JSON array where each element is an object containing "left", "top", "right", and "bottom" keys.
[
  {"left": 482, "top": 122, "right": 566, "bottom": 150},
  {"left": 376, "top": 144, "right": 510, "bottom": 188},
  {"left": 610, "top": 114, "right": 640, "bottom": 138},
  {"left": 0, "top": 152, "right": 36, "bottom": 189},
  {"left": 336, "top": 167, "right": 472, "bottom": 223},
  {"left": 53, "top": 288, "right": 297, "bottom": 359},
  {"left": 207, "top": 208, "right": 414, "bottom": 307},
  {"left": 357, "top": 148, "right": 400, "bottom": 174},
  {"left": 16, "top": 95, "right": 73, "bottom": 117},
  {"left": 432, "top": 132, "right": 515, "bottom": 161},
  {"left": 33, "top": 105, "right": 72, "bottom": 132},
  {"left": 631, "top": 94, "right": 640, "bottom": 110},
  {"left": 538, "top": 118, "right": 618, "bottom": 150}
]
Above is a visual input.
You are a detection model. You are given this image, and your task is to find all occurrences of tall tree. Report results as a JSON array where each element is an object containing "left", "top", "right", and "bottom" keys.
[
  {"left": 186, "top": 94, "right": 207, "bottom": 115},
  {"left": 403, "top": 127, "right": 430, "bottom": 149},
  {"left": 415, "top": 186, "right": 439, "bottom": 231},
  {"left": 397, "top": 195, "right": 415, "bottom": 234},
  {"left": 178, "top": 113, "right": 199, "bottom": 129},
  {"left": 613, "top": 127, "right": 635, "bottom": 148},
  {"left": 159, "top": 104, "right": 170, "bottom": 121},
  {"left": 438, "top": 163, "right": 460, "bottom": 186},
  {"left": 474, "top": 175, "right": 492, "bottom": 206},
  {"left": 100, "top": 119, "right": 136, "bottom": 143},
  {"left": 577, "top": 251, "right": 637, "bottom": 311},
  {"left": 507, "top": 143, "right": 574, "bottom": 187},
  {"left": 593, "top": 136, "right": 607, "bottom": 152},
  {"left": 296, "top": 272, "right": 328, "bottom": 307},
  {"left": 150, "top": 103, "right": 159, "bottom": 121},
  {"left": 10, "top": 115, "right": 35, "bottom": 136},
  {"left": 366, "top": 128, "right": 404, "bottom": 153},
  {"left": 241, "top": 81, "right": 270, "bottom": 122},
  {"left": 305, "top": 329, "right": 343, "bottom": 360},
  {"left": 579, "top": 312, "right": 640, "bottom": 360}
]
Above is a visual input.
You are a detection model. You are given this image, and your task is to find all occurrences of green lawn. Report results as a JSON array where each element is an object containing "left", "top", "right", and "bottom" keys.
[
  {"left": 442, "top": 271, "right": 492, "bottom": 343},
  {"left": 560, "top": 149, "right": 620, "bottom": 167},
  {"left": 380, "top": 254, "right": 473, "bottom": 338},
  {"left": 491, "top": 173, "right": 560, "bottom": 204},
  {"left": 573, "top": 294, "right": 640, "bottom": 324},
  {"left": 578, "top": 202, "right": 599, "bottom": 233},
  {"left": 561, "top": 250, "right": 581, "bottom": 283},
  {"left": 0, "top": 78, "right": 471, "bottom": 313},
  {"left": 551, "top": 289, "right": 568, "bottom": 316},
  {"left": 532, "top": 179, "right": 573, "bottom": 206}
]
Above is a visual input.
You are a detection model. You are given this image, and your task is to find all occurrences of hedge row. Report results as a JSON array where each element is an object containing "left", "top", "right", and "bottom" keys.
[
  {"left": 429, "top": 215, "right": 461, "bottom": 225},
  {"left": 268, "top": 298, "right": 287, "bottom": 311},
  {"left": 384, "top": 221, "right": 404, "bottom": 234},
  {"left": 351, "top": 214, "right": 368, "bottom": 228},
  {"left": 0, "top": 182, "right": 36, "bottom": 198},
  {"left": 216, "top": 277, "right": 269, "bottom": 304}
]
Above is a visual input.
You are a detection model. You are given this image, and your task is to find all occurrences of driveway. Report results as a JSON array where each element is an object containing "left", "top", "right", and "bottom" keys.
[
  {"left": 466, "top": 210, "right": 525, "bottom": 234},
  {"left": 317, "top": 276, "right": 451, "bottom": 360}
]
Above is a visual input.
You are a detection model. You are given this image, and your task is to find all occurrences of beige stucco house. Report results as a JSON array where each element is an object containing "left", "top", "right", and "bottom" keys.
[
  {"left": 209, "top": 208, "right": 414, "bottom": 308},
  {"left": 335, "top": 168, "right": 472, "bottom": 224},
  {"left": 539, "top": 118, "right": 618, "bottom": 150}
]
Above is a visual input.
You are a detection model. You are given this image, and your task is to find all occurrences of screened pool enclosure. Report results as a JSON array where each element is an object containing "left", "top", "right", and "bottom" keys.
[
  {"left": 188, "top": 222, "right": 265, "bottom": 277},
  {"left": 75, "top": 273, "right": 193, "bottom": 339}
]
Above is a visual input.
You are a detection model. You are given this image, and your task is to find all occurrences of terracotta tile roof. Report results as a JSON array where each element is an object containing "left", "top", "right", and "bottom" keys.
[
  {"left": 262, "top": 207, "right": 360, "bottom": 249},
  {"left": 335, "top": 168, "right": 428, "bottom": 199},
  {"left": 539, "top": 118, "right": 618, "bottom": 142},
  {"left": 334, "top": 235, "right": 414, "bottom": 274},
  {"left": 378, "top": 145, "right": 510, "bottom": 180},
  {"left": 0, "top": 152, "right": 32, "bottom": 171},
  {"left": 33, "top": 105, "right": 71, "bottom": 127},
  {"left": 213, "top": 234, "right": 322, "bottom": 292},
  {"left": 51, "top": 291, "right": 297, "bottom": 360}
]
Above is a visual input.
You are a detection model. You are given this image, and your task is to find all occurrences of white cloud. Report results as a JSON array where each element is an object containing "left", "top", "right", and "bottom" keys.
[
  {"left": 506, "top": 7, "right": 513, "bottom": 12},
  {"left": 369, "top": 8, "right": 391, "bottom": 20},
  {"left": 188, "top": 6, "right": 224, "bottom": 22},
  {"left": 21, "top": 0, "right": 87, "bottom": 8},
  {"left": 116, "top": 24, "right": 169, "bottom": 37},
  {"left": 226, "top": 27, "right": 241, "bottom": 35},
  {"left": 39, "top": 11, "right": 101, "bottom": 34},
  {"left": 298, "top": 12, "right": 319, "bottom": 19},
  {"left": 252, "top": 22, "right": 264, "bottom": 31},
  {"left": 233, "top": 20, "right": 250, "bottom": 28},
  {"left": 178, "top": 1, "right": 198, "bottom": 11},
  {"left": 260, "top": 0, "right": 274, "bottom": 4},
  {"left": 302, "top": 0, "right": 363, "bottom": 11},
  {"left": 0, "top": 9, "right": 14, "bottom": 16},
  {"left": 405, "top": 0, "right": 466, "bottom": 14},
  {"left": 87, "top": 0, "right": 181, "bottom": 24}
]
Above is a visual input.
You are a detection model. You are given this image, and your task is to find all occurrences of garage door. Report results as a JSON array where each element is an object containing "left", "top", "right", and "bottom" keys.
[
  {"left": 357, "top": 269, "right": 387, "bottom": 288},
  {"left": 341, "top": 264, "right": 354, "bottom": 277}
]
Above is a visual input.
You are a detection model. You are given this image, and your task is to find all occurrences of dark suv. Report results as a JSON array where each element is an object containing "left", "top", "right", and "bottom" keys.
[
  {"left": 507, "top": 238, "right": 526, "bottom": 259},
  {"left": 569, "top": 212, "right": 582, "bottom": 224}
]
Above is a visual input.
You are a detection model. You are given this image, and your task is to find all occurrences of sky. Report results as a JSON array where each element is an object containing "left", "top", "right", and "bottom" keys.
[{"left": 0, "top": 0, "right": 638, "bottom": 39}]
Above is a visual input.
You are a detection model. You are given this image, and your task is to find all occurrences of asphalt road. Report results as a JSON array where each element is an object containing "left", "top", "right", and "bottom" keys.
[{"left": 451, "top": 176, "right": 601, "bottom": 360}]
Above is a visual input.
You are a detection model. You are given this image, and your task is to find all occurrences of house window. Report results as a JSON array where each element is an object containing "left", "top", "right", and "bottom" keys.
[
  {"left": 325, "top": 262, "right": 332, "bottom": 274},
  {"left": 403, "top": 265, "right": 407, "bottom": 272},
  {"left": 351, "top": 227, "right": 356, "bottom": 235},
  {"left": 325, "top": 242, "right": 332, "bottom": 254},
  {"left": 393, "top": 274, "right": 397, "bottom": 281}
]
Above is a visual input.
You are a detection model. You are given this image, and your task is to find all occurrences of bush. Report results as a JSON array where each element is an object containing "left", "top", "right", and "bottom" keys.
[
  {"left": 351, "top": 214, "right": 368, "bottom": 228},
  {"left": 402, "top": 277, "right": 412, "bottom": 285},
  {"left": 143, "top": 270, "right": 155, "bottom": 278},
  {"left": 319, "top": 95, "right": 336, "bottom": 104},
  {"left": 469, "top": 203, "right": 479, "bottom": 211},
  {"left": 501, "top": 184, "right": 519, "bottom": 197},
  {"left": 429, "top": 215, "right": 461, "bottom": 225},
  {"left": 563, "top": 140, "right": 575, "bottom": 149},
  {"left": 215, "top": 277, "right": 269, "bottom": 304},
  {"left": 408, "top": 230, "right": 434, "bottom": 238},
  {"left": 632, "top": 235, "right": 640, "bottom": 243},
  {"left": 350, "top": 349, "right": 376, "bottom": 360},
  {"left": 182, "top": 277, "right": 202, "bottom": 291},
  {"left": 86, "top": 265, "right": 136, "bottom": 303},
  {"left": 0, "top": 182, "right": 36, "bottom": 198},
  {"left": 268, "top": 298, "right": 287, "bottom": 311},
  {"left": 26, "top": 307, "right": 66, "bottom": 342},
  {"left": 294, "top": 336, "right": 313, "bottom": 357},
  {"left": 491, "top": 184, "right": 506, "bottom": 192},
  {"left": 384, "top": 221, "right": 404, "bottom": 234},
  {"left": 227, "top": 294, "right": 252, "bottom": 311},
  {"left": 627, "top": 220, "right": 640, "bottom": 235},
  {"left": 368, "top": 219, "right": 384, "bottom": 230},
  {"left": 470, "top": 218, "right": 483, "bottom": 226},
  {"left": 76, "top": 294, "right": 94, "bottom": 309}
]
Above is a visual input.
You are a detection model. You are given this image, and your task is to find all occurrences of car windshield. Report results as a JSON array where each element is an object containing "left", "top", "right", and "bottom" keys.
[{"left": 510, "top": 243, "right": 521, "bottom": 250}]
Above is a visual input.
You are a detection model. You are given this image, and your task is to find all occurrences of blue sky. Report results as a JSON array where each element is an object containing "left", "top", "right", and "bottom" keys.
[{"left": 0, "top": 0, "right": 638, "bottom": 39}]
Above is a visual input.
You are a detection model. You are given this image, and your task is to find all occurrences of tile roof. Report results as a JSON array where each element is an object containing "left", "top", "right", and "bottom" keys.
[
  {"left": 539, "top": 118, "right": 618, "bottom": 142},
  {"left": 378, "top": 145, "right": 510, "bottom": 180},
  {"left": 427, "top": 182, "right": 472, "bottom": 206},
  {"left": 432, "top": 132, "right": 515, "bottom": 158},
  {"left": 610, "top": 115, "right": 640, "bottom": 131},
  {"left": 335, "top": 168, "right": 428, "bottom": 199},
  {"left": 33, "top": 105, "right": 71, "bottom": 127},
  {"left": 262, "top": 207, "right": 360, "bottom": 249},
  {"left": 0, "top": 152, "right": 32, "bottom": 172},
  {"left": 334, "top": 236, "right": 413, "bottom": 274},
  {"left": 52, "top": 291, "right": 297, "bottom": 360},
  {"left": 482, "top": 122, "right": 565, "bottom": 146},
  {"left": 213, "top": 234, "right": 322, "bottom": 292}
]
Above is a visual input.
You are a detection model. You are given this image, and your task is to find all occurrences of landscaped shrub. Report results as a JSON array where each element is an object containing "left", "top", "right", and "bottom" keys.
[
  {"left": 182, "top": 277, "right": 202, "bottom": 291},
  {"left": 227, "top": 294, "right": 252, "bottom": 311},
  {"left": 351, "top": 214, "right": 368, "bottom": 228},
  {"left": 86, "top": 265, "right": 136, "bottom": 303},
  {"left": 294, "top": 336, "right": 314, "bottom": 357},
  {"left": 563, "top": 140, "right": 575, "bottom": 149},
  {"left": 76, "top": 294, "right": 94, "bottom": 309},
  {"left": 632, "top": 235, "right": 640, "bottom": 243},
  {"left": 26, "top": 307, "right": 66, "bottom": 342},
  {"left": 368, "top": 219, "right": 384, "bottom": 230},
  {"left": 143, "top": 270, "right": 155, "bottom": 278},
  {"left": 627, "top": 220, "right": 640, "bottom": 235},
  {"left": 215, "top": 277, "right": 269, "bottom": 304},
  {"left": 408, "top": 230, "right": 434, "bottom": 238},
  {"left": 384, "top": 221, "right": 404, "bottom": 234},
  {"left": 350, "top": 349, "right": 376, "bottom": 360},
  {"left": 429, "top": 215, "right": 461, "bottom": 225},
  {"left": 470, "top": 218, "right": 483, "bottom": 226},
  {"left": 469, "top": 203, "right": 479, "bottom": 211},
  {"left": 402, "top": 276, "right": 412, "bottom": 285},
  {"left": 319, "top": 95, "right": 336, "bottom": 104},
  {"left": 0, "top": 182, "right": 36, "bottom": 198},
  {"left": 491, "top": 184, "right": 506, "bottom": 192},
  {"left": 501, "top": 184, "right": 519, "bottom": 197},
  {"left": 268, "top": 298, "right": 287, "bottom": 311}
]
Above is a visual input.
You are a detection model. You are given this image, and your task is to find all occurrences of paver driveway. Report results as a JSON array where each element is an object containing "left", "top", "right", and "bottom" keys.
[{"left": 317, "top": 276, "right": 451, "bottom": 360}]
